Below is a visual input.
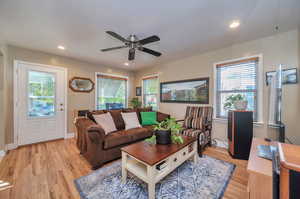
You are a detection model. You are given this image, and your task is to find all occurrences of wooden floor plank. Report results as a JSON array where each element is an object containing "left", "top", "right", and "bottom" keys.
[{"left": 0, "top": 139, "right": 249, "bottom": 199}]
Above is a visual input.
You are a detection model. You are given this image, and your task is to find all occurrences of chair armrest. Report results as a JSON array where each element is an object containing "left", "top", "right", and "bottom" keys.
[
  {"left": 157, "top": 111, "right": 170, "bottom": 122},
  {"left": 204, "top": 121, "right": 212, "bottom": 130},
  {"left": 87, "top": 125, "right": 106, "bottom": 144}
]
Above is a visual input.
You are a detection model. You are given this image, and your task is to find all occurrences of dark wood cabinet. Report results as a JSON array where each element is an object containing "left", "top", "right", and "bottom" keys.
[{"left": 228, "top": 111, "right": 253, "bottom": 160}]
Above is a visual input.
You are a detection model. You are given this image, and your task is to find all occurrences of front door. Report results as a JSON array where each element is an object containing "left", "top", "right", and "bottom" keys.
[{"left": 15, "top": 61, "right": 67, "bottom": 146}]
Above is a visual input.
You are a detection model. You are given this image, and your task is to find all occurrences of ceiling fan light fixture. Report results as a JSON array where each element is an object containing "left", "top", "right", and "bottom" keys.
[
  {"left": 101, "top": 31, "right": 162, "bottom": 61},
  {"left": 124, "top": 62, "right": 129, "bottom": 66}
]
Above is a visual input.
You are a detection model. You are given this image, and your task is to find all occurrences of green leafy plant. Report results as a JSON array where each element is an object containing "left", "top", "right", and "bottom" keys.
[
  {"left": 145, "top": 135, "right": 157, "bottom": 144},
  {"left": 223, "top": 94, "right": 246, "bottom": 110},
  {"left": 130, "top": 97, "right": 142, "bottom": 109},
  {"left": 145, "top": 118, "right": 184, "bottom": 144}
]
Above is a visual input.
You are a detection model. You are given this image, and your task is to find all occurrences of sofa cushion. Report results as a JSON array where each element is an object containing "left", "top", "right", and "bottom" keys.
[
  {"left": 141, "top": 111, "right": 157, "bottom": 125},
  {"left": 103, "top": 127, "right": 152, "bottom": 149},
  {"left": 121, "top": 112, "right": 141, "bottom": 130},
  {"left": 93, "top": 113, "right": 117, "bottom": 135},
  {"left": 135, "top": 107, "right": 153, "bottom": 123},
  {"left": 142, "top": 125, "right": 155, "bottom": 132},
  {"left": 108, "top": 109, "right": 125, "bottom": 130},
  {"left": 87, "top": 110, "right": 107, "bottom": 123},
  {"left": 129, "top": 127, "right": 153, "bottom": 141}
]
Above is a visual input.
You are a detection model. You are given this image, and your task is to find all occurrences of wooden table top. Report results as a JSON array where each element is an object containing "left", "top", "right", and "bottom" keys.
[
  {"left": 121, "top": 135, "right": 197, "bottom": 166},
  {"left": 247, "top": 137, "right": 273, "bottom": 177},
  {"left": 278, "top": 142, "right": 300, "bottom": 172}
]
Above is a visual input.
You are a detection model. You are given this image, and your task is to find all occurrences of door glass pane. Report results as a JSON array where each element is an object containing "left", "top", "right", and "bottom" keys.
[{"left": 28, "top": 71, "right": 56, "bottom": 117}]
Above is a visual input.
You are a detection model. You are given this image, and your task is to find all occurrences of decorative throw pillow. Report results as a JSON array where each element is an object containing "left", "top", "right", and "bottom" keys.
[
  {"left": 87, "top": 110, "right": 106, "bottom": 123},
  {"left": 183, "top": 116, "right": 204, "bottom": 129},
  {"left": 141, "top": 111, "right": 158, "bottom": 125},
  {"left": 93, "top": 112, "right": 117, "bottom": 134},
  {"left": 121, "top": 112, "right": 141, "bottom": 130},
  {"left": 136, "top": 107, "right": 153, "bottom": 122}
]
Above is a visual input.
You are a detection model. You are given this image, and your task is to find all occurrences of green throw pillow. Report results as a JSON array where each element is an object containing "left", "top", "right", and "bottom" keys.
[{"left": 141, "top": 111, "right": 158, "bottom": 125}]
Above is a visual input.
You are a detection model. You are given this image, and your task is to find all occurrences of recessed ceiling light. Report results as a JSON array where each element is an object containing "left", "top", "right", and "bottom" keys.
[
  {"left": 57, "top": 45, "right": 65, "bottom": 50},
  {"left": 229, "top": 20, "right": 240, "bottom": 29},
  {"left": 124, "top": 62, "right": 129, "bottom": 66}
]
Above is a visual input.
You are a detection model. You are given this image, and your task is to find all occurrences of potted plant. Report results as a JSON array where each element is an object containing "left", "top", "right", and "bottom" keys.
[
  {"left": 130, "top": 97, "right": 142, "bottom": 109},
  {"left": 145, "top": 118, "right": 184, "bottom": 145},
  {"left": 224, "top": 94, "right": 248, "bottom": 111}
]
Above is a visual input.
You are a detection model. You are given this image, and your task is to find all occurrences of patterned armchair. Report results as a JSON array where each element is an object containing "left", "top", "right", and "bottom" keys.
[{"left": 179, "top": 106, "right": 213, "bottom": 157}]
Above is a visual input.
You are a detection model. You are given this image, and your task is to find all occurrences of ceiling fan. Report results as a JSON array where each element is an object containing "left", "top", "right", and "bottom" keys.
[{"left": 101, "top": 31, "right": 162, "bottom": 61}]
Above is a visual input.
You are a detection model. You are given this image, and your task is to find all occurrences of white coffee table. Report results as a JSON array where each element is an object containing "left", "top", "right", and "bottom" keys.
[{"left": 121, "top": 136, "right": 197, "bottom": 199}]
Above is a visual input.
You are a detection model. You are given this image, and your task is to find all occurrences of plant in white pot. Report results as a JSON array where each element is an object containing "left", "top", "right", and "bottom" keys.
[{"left": 224, "top": 94, "right": 248, "bottom": 111}]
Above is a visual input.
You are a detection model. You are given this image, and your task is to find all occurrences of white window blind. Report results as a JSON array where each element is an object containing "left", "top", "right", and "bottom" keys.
[
  {"left": 215, "top": 57, "right": 258, "bottom": 121},
  {"left": 143, "top": 76, "right": 158, "bottom": 110},
  {"left": 96, "top": 74, "right": 127, "bottom": 110}
]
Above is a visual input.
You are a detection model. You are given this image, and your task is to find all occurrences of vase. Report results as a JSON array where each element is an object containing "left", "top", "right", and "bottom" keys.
[
  {"left": 155, "top": 130, "right": 171, "bottom": 145},
  {"left": 234, "top": 100, "right": 248, "bottom": 110}
]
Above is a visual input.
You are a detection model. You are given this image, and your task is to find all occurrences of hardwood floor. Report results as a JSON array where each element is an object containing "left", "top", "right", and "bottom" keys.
[{"left": 0, "top": 139, "right": 248, "bottom": 199}]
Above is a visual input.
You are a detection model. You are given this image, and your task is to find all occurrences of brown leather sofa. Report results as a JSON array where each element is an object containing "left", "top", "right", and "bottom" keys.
[{"left": 75, "top": 108, "right": 170, "bottom": 169}]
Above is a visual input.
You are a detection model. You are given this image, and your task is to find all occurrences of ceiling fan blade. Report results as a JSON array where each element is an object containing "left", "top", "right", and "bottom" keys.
[
  {"left": 106, "top": 31, "right": 127, "bottom": 43},
  {"left": 101, "top": 45, "right": 128, "bottom": 52},
  {"left": 138, "top": 47, "right": 161, "bottom": 57},
  {"left": 128, "top": 48, "right": 135, "bottom": 60},
  {"left": 139, "top": 35, "right": 160, "bottom": 45}
]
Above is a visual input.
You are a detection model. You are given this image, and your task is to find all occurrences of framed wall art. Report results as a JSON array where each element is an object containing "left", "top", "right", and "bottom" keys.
[{"left": 160, "top": 78, "right": 209, "bottom": 104}]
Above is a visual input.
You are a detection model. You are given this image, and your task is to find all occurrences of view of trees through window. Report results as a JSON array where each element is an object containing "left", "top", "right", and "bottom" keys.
[
  {"left": 28, "top": 71, "right": 55, "bottom": 117},
  {"left": 143, "top": 76, "right": 158, "bottom": 110},
  {"left": 96, "top": 75, "right": 127, "bottom": 110}
]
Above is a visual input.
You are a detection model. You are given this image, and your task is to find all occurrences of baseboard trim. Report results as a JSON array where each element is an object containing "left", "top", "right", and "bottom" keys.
[
  {"left": 5, "top": 143, "right": 18, "bottom": 151},
  {"left": 65, "top": 132, "right": 75, "bottom": 139}
]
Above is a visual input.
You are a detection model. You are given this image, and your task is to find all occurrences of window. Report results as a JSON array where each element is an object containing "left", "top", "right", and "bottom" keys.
[
  {"left": 215, "top": 57, "right": 259, "bottom": 121},
  {"left": 96, "top": 74, "right": 128, "bottom": 110},
  {"left": 28, "top": 70, "right": 55, "bottom": 117},
  {"left": 143, "top": 75, "right": 159, "bottom": 110}
]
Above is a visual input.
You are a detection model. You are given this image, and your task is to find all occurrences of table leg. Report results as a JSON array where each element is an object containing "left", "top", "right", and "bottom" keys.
[
  {"left": 194, "top": 141, "right": 198, "bottom": 163},
  {"left": 148, "top": 183, "right": 155, "bottom": 199},
  {"left": 193, "top": 152, "right": 197, "bottom": 163},
  {"left": 122, "top": 152, "right": 127, "bottom": 183},
  {"left": 147, "top": 165, "right": 155, "bottom": 199}
]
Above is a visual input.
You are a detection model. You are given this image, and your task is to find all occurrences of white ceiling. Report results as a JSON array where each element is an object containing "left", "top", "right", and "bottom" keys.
[{"left": 0, "top": 0, "right": 300, "bottom": 71}]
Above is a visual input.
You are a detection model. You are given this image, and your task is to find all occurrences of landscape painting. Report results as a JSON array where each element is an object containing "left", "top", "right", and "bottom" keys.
[{"left": 160, "top": 78, "right": 209, "bottom": 104}]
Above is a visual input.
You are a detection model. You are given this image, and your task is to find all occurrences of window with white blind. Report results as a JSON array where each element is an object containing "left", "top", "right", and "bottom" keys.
[
  {"left": 215, "top": 57, "right": 260, "bottom": 121},
  {"left": 96, "top": 74, "right": 128, "bottom": 110},
  {"left": 143, "top": 75, "right": 159, "bottom": 110}
]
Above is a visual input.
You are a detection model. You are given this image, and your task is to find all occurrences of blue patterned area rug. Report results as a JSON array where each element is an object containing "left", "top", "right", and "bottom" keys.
[{"left": 74, "top": 155, "right": 235, "bottom": 199}]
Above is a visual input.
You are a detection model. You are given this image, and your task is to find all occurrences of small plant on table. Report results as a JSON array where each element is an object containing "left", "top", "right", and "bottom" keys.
[{"left": 145, "top": 118, "right": 184, "bottom": 144}]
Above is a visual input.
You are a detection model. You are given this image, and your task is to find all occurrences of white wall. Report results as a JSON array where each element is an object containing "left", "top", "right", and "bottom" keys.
[
  {"left": 135, "top": 30, "right": 300, "bottom": 144},
  {"left": 3, "top": 45, "right": 135, "bottom": 144}
]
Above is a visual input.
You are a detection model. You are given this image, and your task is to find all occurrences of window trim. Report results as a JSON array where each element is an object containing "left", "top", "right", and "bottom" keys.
[
  {"left": 213, "top": 54, "right": 264, "bottom": 123},
  {"left": 141, "top": 74, "right": 159, "bottom": 110},
  {"left": 95, "top": 72, "right": 129, "bottom": 110}
]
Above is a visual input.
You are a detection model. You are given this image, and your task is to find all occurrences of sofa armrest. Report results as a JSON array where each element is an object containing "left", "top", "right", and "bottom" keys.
[
  {"left": 157, "top": 111, "right": 170, "bottom": 122},
  {"left": 87, "top": 125, "right": 106, "bottom": 144}
]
